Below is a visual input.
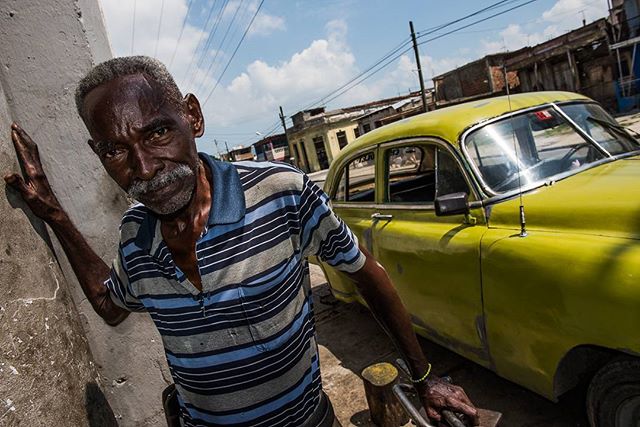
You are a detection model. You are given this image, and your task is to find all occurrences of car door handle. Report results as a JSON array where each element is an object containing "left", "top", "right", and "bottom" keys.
[{"left": 371, "top": 213, "right": 393, "bottom": 221}]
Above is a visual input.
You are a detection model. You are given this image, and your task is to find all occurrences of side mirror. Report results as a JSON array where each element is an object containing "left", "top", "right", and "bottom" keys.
[{"left": 435, "top": 192, "right": 469, "bottom": 216}]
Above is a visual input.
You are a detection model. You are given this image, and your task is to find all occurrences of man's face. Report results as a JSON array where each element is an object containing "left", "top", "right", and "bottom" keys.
[{"left": 83, "top": 74, "right": 204, "bottom": 215}]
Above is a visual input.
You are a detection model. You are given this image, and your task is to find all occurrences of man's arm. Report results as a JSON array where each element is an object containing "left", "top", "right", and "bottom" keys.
[
  {"left": 345, "top": 245, "right": 479, "bottom": 425},
  {"left": 4, "top": 123, "right": 128, "bottom": 325}
]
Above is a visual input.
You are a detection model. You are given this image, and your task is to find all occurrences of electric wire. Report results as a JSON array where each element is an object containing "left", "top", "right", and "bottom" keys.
[
  {"left": 188, "top": 0, "right": 232, "bottom": 90},
  {"left": 201, "top": 0, "right": 265, "bottom": 106},
  {"left": 169, "top": 0, "right": 195, "bottom": 67},
  {"left": 417, "top": 0, "right": 540, "bottom": 47},
  {"left": 192, "top": 0, "right": 245, "bottom": 94},
  {"left": 131, "top": 0, "right": 137, "bottom": 55},
  {"left": 154, "top": 0, "right": 166, "bottom": 58},
  {"left": 247, "top": 0, "right": 541, "bottom": 145},
  {"left": 180, "top": 1, "right": 220, "bottom": 88}
]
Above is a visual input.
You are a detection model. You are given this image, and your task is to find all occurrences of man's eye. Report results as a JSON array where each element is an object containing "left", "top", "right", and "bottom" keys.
[
  {"left": 151, "top": 127, "right": 168, "bottom": 139},
  {"left": 104, "top": 148, "right": 122, "bottom": 159}
]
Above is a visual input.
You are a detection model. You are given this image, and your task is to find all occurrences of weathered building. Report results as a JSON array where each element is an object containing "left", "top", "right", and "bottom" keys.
[
  {"left": 287, "top": 107, "right": 361, "bottom": 172},
  {"left": 433, "top": 52, "right": 521, "bottom": 107},
  {"left": 506, "top": 19, "right": 617, "bottom": 111},
  {"left": 609, "top": 0, "right": 640, "bottom": 111},
  {"left": 287, "top": 92, "right": 430, "bottom": 172},
  {"left": 253, "top": 133, "right": 290, "bottom": 162},
  {"left": 355, "top": 95, "right": 430, "bottom": 136}
]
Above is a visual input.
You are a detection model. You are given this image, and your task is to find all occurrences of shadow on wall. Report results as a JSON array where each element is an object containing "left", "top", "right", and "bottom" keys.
[
  {"left": 4, "top": 183, "right": 53, "bottom": 251},
  {"left": 85, "top": 382, "right": 118, "bottom": 427}
]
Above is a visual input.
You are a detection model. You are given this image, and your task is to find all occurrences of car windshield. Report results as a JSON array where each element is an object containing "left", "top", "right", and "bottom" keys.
[
  {"left": 558, "top": 102, "right": 640, "bottom": 155},
  {"left": 464, "top": 103, "right": 640, "bottom": 194}
]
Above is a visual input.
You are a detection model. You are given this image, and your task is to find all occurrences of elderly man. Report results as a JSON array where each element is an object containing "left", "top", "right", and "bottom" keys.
[{"left": 4, "top": 56, "right": 478, "bottom": 427}]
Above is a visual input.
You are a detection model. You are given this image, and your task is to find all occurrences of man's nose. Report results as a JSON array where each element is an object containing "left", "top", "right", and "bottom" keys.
[{"left": 130, "top": 144, "right": 162, "bottom": 181}]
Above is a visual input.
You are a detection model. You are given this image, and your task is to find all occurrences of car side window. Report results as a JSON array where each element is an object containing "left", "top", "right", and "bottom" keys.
[
  {"left": 436, "top": 148, "right": 469, "bottom": 197},
  {"left": 386, "top": 146, "right": 436, "bottom": 203},
  {"left": 333, "top": 152, "right": 376, "bottom": 202}
]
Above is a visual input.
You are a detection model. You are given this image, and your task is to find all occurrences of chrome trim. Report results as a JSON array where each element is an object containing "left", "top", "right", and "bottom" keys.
[
  {"left": 371, "top": 213, "right": 393, "bottom": 221},
  {"left": 378, "top": 136, "right": 482, "bottom": 202},
  {"left": 459, "top": 100, "right": 624, "bottom": 198},
  {"left": 550, "top": 102, "right": 611, "bottom": 157}
]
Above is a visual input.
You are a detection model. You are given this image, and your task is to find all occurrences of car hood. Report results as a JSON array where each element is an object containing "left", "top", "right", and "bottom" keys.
[{"left": 488, "top": 155, "right": 640, "bottom": 240}]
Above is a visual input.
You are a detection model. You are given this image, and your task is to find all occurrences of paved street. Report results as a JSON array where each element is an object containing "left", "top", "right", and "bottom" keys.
[{"left": 309, "top": 263, "right": 587, "bottom": 427}]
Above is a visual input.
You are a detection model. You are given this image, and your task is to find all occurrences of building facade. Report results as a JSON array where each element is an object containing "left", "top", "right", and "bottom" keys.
[
  {"left": 253, "top": 133, "right": 290, "bottom": 162},
  {"left": 506, "top": 19, "right": 617, "bottom": 111},
  {"left": 287, "top": 107, "right": 361, "bottom": 172},
  {"left": 433, "top": 52, "right": 521, "bottom": 107}
]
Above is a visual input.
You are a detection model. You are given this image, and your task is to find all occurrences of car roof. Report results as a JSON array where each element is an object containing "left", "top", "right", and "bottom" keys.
[{"left": 339, "top": 91, "right": 590, "bottom": 160}]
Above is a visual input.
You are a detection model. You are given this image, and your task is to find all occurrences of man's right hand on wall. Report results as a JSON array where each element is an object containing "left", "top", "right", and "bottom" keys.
[{"left": 4, "top": 123, "right": 65, "bottom": 224}]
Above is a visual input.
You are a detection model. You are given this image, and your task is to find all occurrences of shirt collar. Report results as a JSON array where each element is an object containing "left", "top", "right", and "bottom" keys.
[{"left": 134, "top": 153, "right": 246, "bottom": 253}]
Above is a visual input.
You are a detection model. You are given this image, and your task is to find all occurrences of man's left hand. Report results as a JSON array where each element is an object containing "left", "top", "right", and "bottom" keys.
[{"left": 417, "top": 376, "right": 479, "bottom": 425}]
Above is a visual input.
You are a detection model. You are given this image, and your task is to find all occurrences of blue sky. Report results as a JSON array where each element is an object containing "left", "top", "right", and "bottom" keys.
[{"left": 99, "top": 0, "right": 609, "bottom": 154}]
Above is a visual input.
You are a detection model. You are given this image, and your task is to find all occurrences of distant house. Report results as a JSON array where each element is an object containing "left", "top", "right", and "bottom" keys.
[
  {"left": 228, "top": 146, "right": 254, "bottom": 162},
  {"left": 253, "top": 133, "right": 290, "bottom": 162},
  {"left": 432, "top": 52, "right": 522, "bottom": 108},
  {"left": 355, "top": 95, "right": 430, "bottom": 136},
  {"left": 506, "top": 18, "right": 616, "bottom": 111},
  {"left": 286, "top": 92, "right": 426, "bottom": 172}
]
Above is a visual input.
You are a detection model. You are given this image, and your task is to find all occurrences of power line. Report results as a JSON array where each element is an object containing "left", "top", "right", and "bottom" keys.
[
  {"left": 131, "top": 0, "right": 137, "bottom": 55},
  {"left": 180, "top": 1, "right": 220, "bottom": 88},
  {"left": 154, "top": 0, "right": 166, "bottom": 58},
  {"left": 186, "top": 0, "right": 233, "bottom": 91},
  {"left": 192, "top": 0, "right": 245, "bottom": 94},
  {"left": 307, "top": 0, "right": 541, "bottom": 110},
  {"left": 417, "top": 0, "right": 540, "bottom": 47},
  {"left": 169, "top": 0, "right": 195, "bottom": 68},
  {"left": 202, "top": 0, "right": 265, "bottom": 105},
  {"left": 253, "top": 0, "right": 541, "bottom": 140},
  {"left": 417, "top": 0, "right": 514, "bottom": 34},
  {"left": 299, "top": 0, "right": 529, "bottom": 113}
]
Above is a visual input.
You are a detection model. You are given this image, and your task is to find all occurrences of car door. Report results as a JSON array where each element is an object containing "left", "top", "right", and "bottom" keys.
[
  {"left": 322, "top": 148, "right": 380, "bottom": 301},
  {"left": 370, "top": 139, "right": 490, "bottom": 365}
]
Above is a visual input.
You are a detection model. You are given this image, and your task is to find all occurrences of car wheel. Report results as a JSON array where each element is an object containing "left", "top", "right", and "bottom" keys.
[{"left": 586, "top": 357, "right": 640, "bottom": 427}]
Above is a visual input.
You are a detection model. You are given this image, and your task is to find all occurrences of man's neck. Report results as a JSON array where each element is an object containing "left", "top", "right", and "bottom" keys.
[{"left": 159, "top": 160, "right": 212, "bottom": 241}]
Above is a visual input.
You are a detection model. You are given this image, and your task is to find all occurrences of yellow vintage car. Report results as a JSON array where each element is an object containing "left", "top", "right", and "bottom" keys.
[{"left": 318, "top": 91, "right": 640, "bottom": 426}]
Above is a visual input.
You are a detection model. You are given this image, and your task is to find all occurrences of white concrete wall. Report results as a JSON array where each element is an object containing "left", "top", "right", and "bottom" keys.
[{"left": 0, "top": 1, "right": 169, "bottom": 425}]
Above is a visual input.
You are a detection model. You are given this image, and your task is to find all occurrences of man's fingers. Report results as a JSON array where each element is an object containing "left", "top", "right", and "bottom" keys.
[
  {"left": 426, "top": 406, "right": 441, "bottom": 421},
  {"left": 444, "top": 398, "right": 479, "bottom": 424},
  {"left": 11, "top": 125, "right": 43, "bottom": 176},
  {"left": 4, "top": 173, "right": 30, "bottom": 195}
]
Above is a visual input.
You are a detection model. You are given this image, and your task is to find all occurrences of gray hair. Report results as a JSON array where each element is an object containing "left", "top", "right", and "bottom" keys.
[{"left": 75, "top": 55, "right": 183, "bottom": 121}]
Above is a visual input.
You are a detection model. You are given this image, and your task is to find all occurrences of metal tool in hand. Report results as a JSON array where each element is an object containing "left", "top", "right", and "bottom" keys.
[
  {"left": 393, "top": 359, "right": 467, "bottom": 427},
  {"left": 393, "top": 359, "right": 502, "bottom": 427}
]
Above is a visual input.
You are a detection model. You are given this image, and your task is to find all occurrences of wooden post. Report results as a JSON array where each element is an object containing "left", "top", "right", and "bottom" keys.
[{"left": 361, "top": 363, "right": 409, "bottom": 427}]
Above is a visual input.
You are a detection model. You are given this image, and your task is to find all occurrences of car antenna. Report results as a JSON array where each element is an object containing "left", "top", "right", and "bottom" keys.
[{"left": 503, "top": 63, "right": 527, "bottom": 238}]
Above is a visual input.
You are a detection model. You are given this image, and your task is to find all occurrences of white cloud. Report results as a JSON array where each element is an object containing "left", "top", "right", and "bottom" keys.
[
  {"left": 480, "top": 0, "right": 609, "bottom": 55},
  {"left": 542, "top": 0, "right": 607, "bottom": 25},
  {"left": 249, "top": 11, "right": 285, "bottom": 36},
  {"left": 99, "top": 0, "right": 205, "bottom": 83}
]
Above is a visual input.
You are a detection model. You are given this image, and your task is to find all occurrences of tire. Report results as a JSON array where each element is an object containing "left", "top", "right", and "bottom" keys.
[{"left": 586, "top": 357, "right": 640, "bottom": 427}]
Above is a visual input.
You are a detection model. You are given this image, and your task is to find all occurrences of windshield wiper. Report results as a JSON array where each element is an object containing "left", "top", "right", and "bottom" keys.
[{"left": 587, "top": 116, "right": 640, "bottom": 139}]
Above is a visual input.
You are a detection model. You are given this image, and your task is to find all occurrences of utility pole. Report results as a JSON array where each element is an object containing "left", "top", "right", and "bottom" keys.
[
  {"left": 410, "top": 21, "right": 428, "bottom": 113},
  {"left": 225, "top": 141, "right": 231, "bottom": 161},
  {"left": 279, "top": 105, "right": 295, "bottom": 166}
]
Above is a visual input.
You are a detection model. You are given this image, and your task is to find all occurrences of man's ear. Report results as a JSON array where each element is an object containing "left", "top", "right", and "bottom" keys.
[{"left": 184, "top": 93, "right": 204, "bottom": 138}]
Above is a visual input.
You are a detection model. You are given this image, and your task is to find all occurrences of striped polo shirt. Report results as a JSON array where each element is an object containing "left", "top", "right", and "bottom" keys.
[{"left": 104, "top": 154, "right": 366, "bottom": 427}]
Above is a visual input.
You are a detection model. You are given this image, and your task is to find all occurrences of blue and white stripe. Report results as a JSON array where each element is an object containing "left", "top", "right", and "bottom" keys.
[{"left": 104, "top": 155, "right": 365, "bottom": 426}]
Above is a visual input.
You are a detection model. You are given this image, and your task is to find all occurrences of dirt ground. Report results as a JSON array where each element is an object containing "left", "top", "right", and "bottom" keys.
[{"left": 309, "top": 265, "right": 588, "bottom": 427}]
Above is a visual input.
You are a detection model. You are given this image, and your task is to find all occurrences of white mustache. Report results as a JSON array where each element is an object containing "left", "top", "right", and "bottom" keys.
[{"left": 127, "top": 164, "right": 194, "bottom": 199}]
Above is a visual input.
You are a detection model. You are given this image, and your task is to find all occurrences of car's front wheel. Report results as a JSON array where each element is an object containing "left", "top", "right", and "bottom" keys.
[{"left": 586, "top": 357, "right": 640, "bottom": 427}]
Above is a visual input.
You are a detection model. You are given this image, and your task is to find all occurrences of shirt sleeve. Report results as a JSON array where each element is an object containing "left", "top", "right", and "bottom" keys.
[
  {"left": 103, "top": 247, "right": 146, "bottom": 312},
  {"left": 299, "top": 174, "right": 366, "bottom": 273}
]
